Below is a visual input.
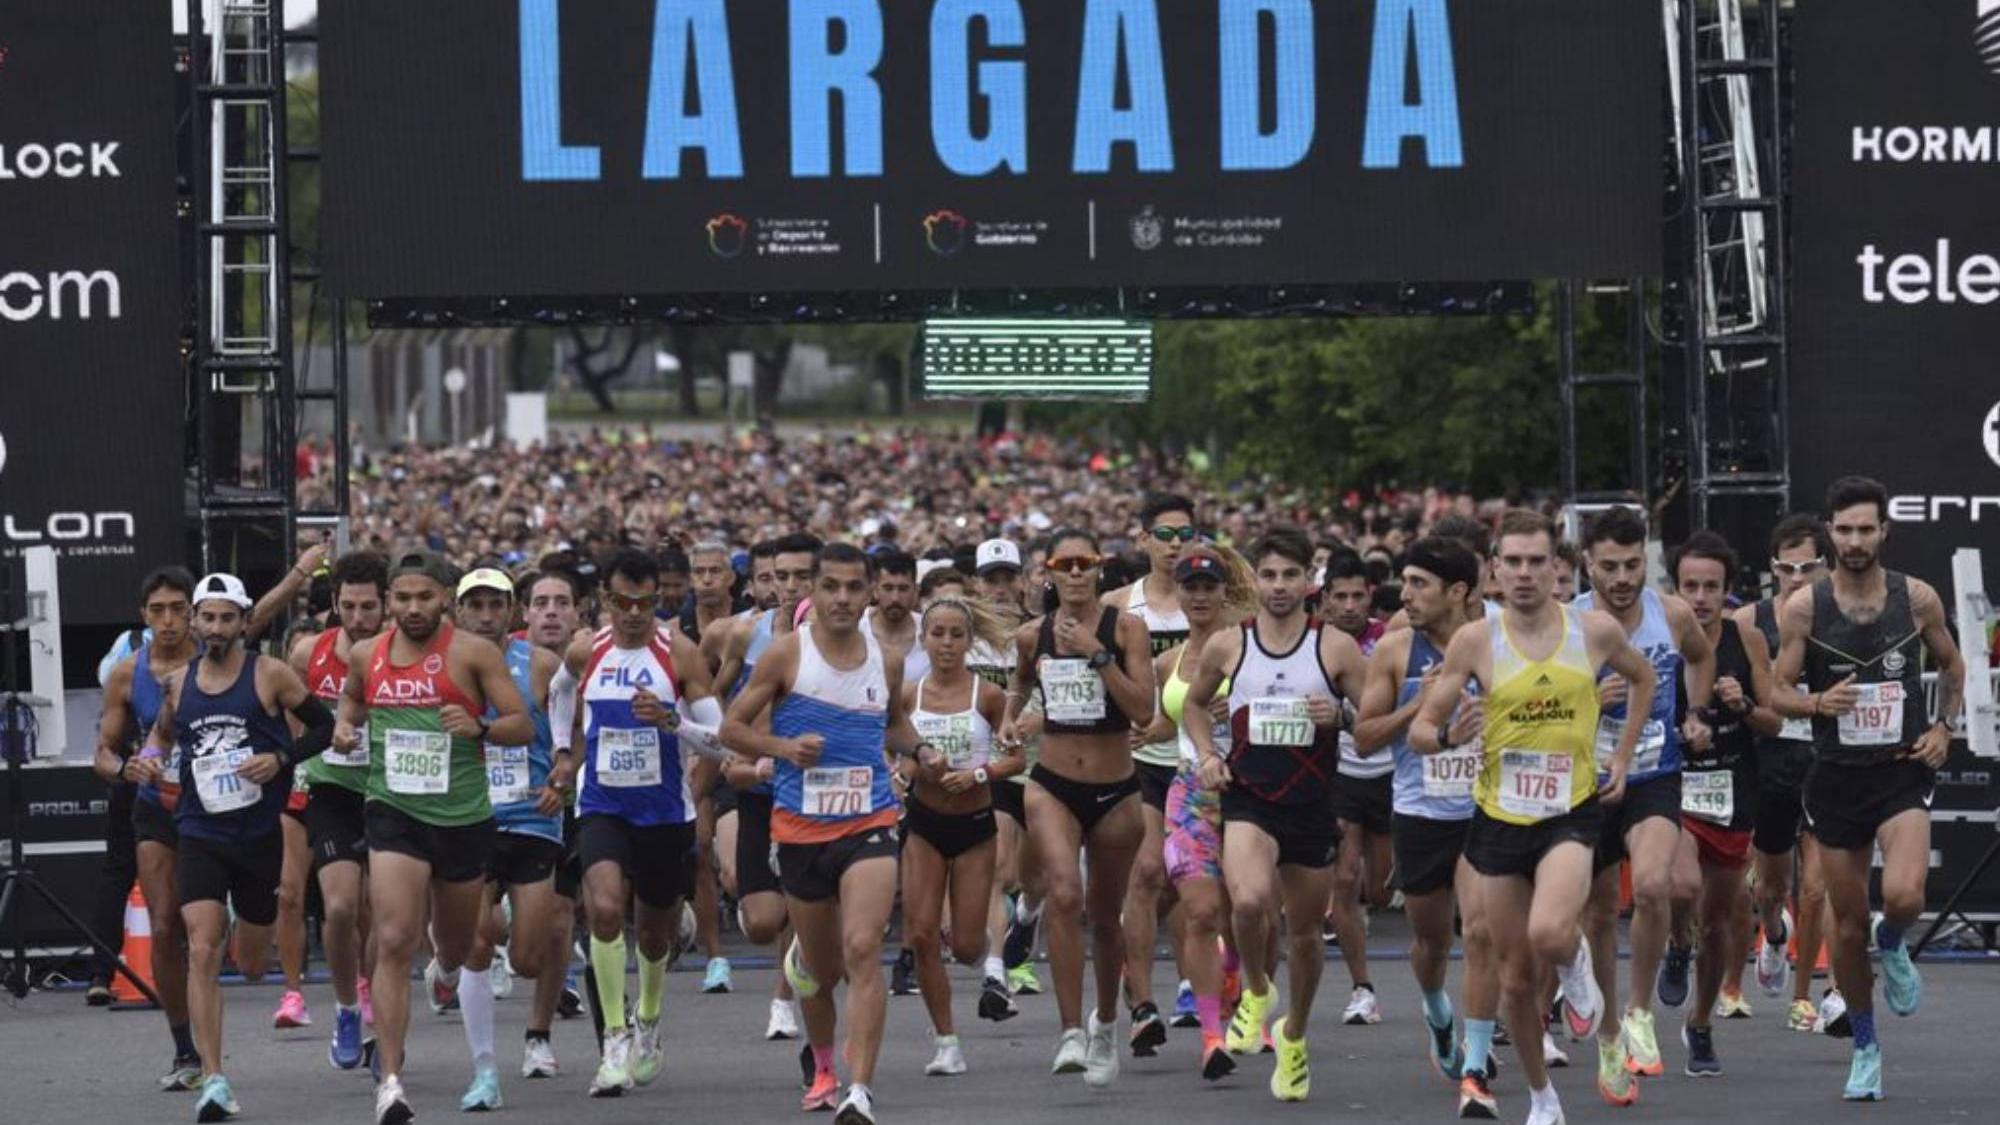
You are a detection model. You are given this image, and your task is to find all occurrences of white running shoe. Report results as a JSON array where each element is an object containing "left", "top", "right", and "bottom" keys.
[
  {"left": 766, "top": 997, "right": 801, "bottom": 1041},
  {"left": 1052, "top": 1028, "right": 1088, "bottom": 1074},
  {"left": 925, "top": 1034, "right": 968, "bottom": 1076},
  {"left": 374, "top": 1076, "right": 413, "bottom": 1125},
  {"left": 1342, "top": 986, "right": 1382, "bottom": 1026},
  {"left": 1756, "top": 908, "right": 1793, "bottom": 998},
  {"left": 1084, "top": 1011, "right": 1120, "bottom": 1087},
  {"left": 1542, "top": 1028, "right": 1570, "bottom": 1068},
  {"left": 589, "top": 1030, "right": 635, "bottom": 1097},
  {"left": 521, "top": 1036, "right": 560, "bottom": 1079},
  {"left": 1556, "top": 941, "right": 1603, "bottom": 1042},
  {"left": 832, "top": 1083, "right": 877, "bottom": 1125}
]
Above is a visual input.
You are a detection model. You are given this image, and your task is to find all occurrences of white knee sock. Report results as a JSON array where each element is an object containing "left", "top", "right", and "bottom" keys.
[{"left": 459, "top": 968, "right": 496, "bottom": 1071}]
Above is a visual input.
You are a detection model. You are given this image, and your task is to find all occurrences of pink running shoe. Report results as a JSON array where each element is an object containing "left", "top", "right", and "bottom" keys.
[{"left": 274, "top": 989, "right": 312, "bottom": 1029}]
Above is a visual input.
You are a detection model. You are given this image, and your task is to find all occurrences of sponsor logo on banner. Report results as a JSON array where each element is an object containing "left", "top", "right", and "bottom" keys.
[
  {"left": 1985, "top": 402, "right": 2000, "bottom": 468},
  {"left": 1128, "top": 207, "right": 1163, "bottom": 252},
  {"left": 704, "top": 213, "right": 747, "bottom": 259},
  {"left": 923, "top": 210, "right": 968, "bottom": 257},
  {"left": 1981, "top": 1, "right": 2000, "bottom": 74},
  {"left": 0, "top": 430, "right": 139, "bottom": 557}
]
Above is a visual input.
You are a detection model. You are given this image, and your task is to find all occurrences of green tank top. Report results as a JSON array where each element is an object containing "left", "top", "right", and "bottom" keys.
[{"left": 361, "top": 625, "right": 492, "bottom": 827}]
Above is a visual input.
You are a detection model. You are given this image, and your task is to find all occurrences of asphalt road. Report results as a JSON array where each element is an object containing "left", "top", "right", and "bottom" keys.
[{"left": 4, "top": 920, "right": 1994, "bottom": 1125}]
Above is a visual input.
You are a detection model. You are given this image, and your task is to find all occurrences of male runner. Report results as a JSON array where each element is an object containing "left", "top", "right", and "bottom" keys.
[
  {"left": 524, "top": 568, "right": 590, "bottom": 1047},
  {"left": 334, "top": 550, "right": 533, "bottom": 1125},
  {"left": 94, "top": 566, "right": 202, "bottom": 1089},
  {"left": 1354, "top": 538, "right": 1504, "bottom": 1116},
  {"left": 867, "top": 549, "right": 927, "bottom": 997},
  {"left": 1732, "top": 514, "right": 1838, "bottom": 1031},
  {"left": 1573, "top": 506, "right": 1714, "bottom": 1096},
  {"left": 453, "top": 567, "right": 565, "bottom": 1109},
  {"left": 1184, "top": 524, "right": 1367, "bottom": 1101},
  {"left": 148, "top": 572, "right": 334, "bottom": 1121},
  {"left": 687, "top": 541, "right": 741, "bottom": 994},
  {"left": 1413, "top": 508, "right": 1658, "bottom": 1125},
  {"left": 724, "top": 542, "right": 917, "bottom": 1124},
  {"left": 290, "top": 551, "right": 389, "bottom": 1070},
  {"left": 1771, "top": 476, "right": 1964, "bottom": 1101},
  {"left": 1323, "top": 550, "right": 1393, "bottom": 1025}
]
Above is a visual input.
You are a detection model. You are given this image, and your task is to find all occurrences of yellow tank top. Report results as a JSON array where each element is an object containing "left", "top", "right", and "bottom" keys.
[
  {"left": 1160, "top": 645, "right": 1231, "bottom": 728},
  {"left": 1474, "top": 605, "right": 1600, "bottom": 825}
]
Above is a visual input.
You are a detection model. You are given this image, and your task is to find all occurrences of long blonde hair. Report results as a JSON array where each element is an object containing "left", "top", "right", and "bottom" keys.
[
  {"left": 919, "top": 594, "right": 1014, "bottom": 655},
  {"left": 1178, "top": 543, "right": 1257, "bottom": 624}
]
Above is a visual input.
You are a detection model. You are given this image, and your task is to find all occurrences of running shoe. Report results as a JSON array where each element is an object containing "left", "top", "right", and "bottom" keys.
[
  {"left": 1458, "top": 1072, "right": 1498, "bottom": 1120},
  {"left": 1525, "top": 1095, "right": 1567, "bottom": 1125},
  {"left": 1874, "top": 915, "right": 1923, "bottom": 1017},
  {"left": 274, "top": 989, "right": 311, "bottom": 1029},
  {"left": 1129, "top": 1001, "right": 1166, "bottom": 1057},
  {"left": 558, "top": 973, "right": 583, "bottom": 1020},
  {"left": 1322, "top": 914, "right": 1340, "bottom": 946},
  {"left": 1226, "top": 984, "right": 1274, "bottom": 1055},
  {"left": 799, "top": 1044, "right": 816, "bottom": 1090},
  {"left": 1342, "top": 985, "right": 1381, "bottom": 1026},
  {"left": 784, "top": 937, "right": 821, "bottom": 1001},
  {"left": 1051, "top": 1028, "right": 1088, "bottom": 1075},
  {"left": 1006, "top": 963, "right": 1041, "bottom": 996},
  {"left": 1595, "top": 1037, "right": 1638, "bottom": 1107},
  {"left": 1786, "top": 998, "right": 1820, "bottom": 1033},
  {"left": 588, "top": 1029, "right": 634, "bottom": 1097},
  {"left": 1201, "top": 1034, "right": 1236, "bottom": 1082},
  {"left": 977, "top": 976, "right": 1018, "bottom": 1022},
  {"left": 1426, "top": 1010, "right": 1464, "bottom": 1080},
  {"left": 85, "top": 975, "right": 113, "bottom": 1007},
  {"left": 374, "top": 1076, "right": 413, "bottom": 1125},
  {"left": 1622, "top": 1008, "right": 1663, "bottom": 1076},
  {"left": 426, "top": 958, "right": 460, "bottom": 1014},
  {"left": 1494, "top": 1017, "right": 1513, "bottom": 1046},
  {"left": 1171, "top": 980, "right": 1200, "bottom": 1028},
  {"left": 767, "top": 997, "right": 801, "bottom": 1041},
  {"left": 1270, "top": 1023, "right": 1310, "bottom": 1102},
  {"left": 522, "top": 1035, "right": 559, "bottom": 1079},
  {"left": 632, "top": 1016, "right": 664, "bottom": 1086},
  {"left": 890, "top": 948, "right": 918, "bottom": 997},
  {"left": 491, "top": 947, "right": 514, "bottom": 999},
  {"left": 160, "top": 1054, "right": 203, "bottom": 1092},
  {"left": 703, "top": 956, "right": 734, "bottom": 994},
  {"left": 801, "top": 1068, "right": 840, "bottom": 1113},
  {"left": 1756, "top": 908, "right": 1793, "bottom": 997},
  {"left": 1715, "top": 988, "right": 1754, "bottom": 1020},
  {"left": 1656, "top": 944, "right": 1692, "bottom": 1010},
  {"left": 670, "top": 901, "right": 696, "bottom": 969},
  {"left": 1542, "top": 1028, "right": 1570, "bottom": 1069},
  {"left": 1819, "top": 988, "right": 1852, "bottom": 1038},
  {"left": 459, "top": 1064, "right": 503, "bottom": 1112},
  {"left": 832, "top": 1083, "right": 876, "bottom": 1124},
  {"left": 925, "top": 1034, "right": 968, "bottom": 1076},
  {"left": 1557, "top": 941, "right": 1603, "bottom": 1042},
  {"left": 1842, "top": 1043, "right": 1884, "bottom": 1101},
  {"left": 357, "top": 976, "right": 376, "bottom": 1027},
  {"left": 1084, "top": 1011, "right": 1120, "bottom": 1087},
  {"left": 1002, "top": 913, "right": 1038, "bottom": 970},
  {"left": 330, "top": 1006, "right": 365, "bottom": 1070},
  {"left": 1682, "top": 1023, "right": 1720, "bottom": 1077},
  {"left": 195, "top": 1074, "right": 240, "bottom": 1122}
]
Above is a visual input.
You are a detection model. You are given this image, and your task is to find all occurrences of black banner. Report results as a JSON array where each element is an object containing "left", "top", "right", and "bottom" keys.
[
  {"left": 323, "top": 0, "right": 1661, "bottom": 298},
  {"left": 1793, "top": 0, "right": 2000, "bottom": 588},
  {"left": 0, "top": 1, "right": 182, "bottom": 625}
]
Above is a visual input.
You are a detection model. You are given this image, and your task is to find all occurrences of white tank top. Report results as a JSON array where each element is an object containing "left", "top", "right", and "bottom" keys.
[
  {"left": 1129, "top": 583, "right": 1189, "bottom": 768},
  {"left": 911, "top": 675, "right": 993, "bottom": 770}
]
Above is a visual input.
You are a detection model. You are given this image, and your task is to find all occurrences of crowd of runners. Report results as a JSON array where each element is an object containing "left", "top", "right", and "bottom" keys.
[{"left": 87, "top": 466, "right": 1968, "bottom": 1125}]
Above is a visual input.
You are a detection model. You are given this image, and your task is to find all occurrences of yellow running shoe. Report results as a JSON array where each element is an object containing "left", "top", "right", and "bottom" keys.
[
  {"left": 1597, "top": 1036, "right": 1638, "bottom": 1107},
  {"left": 1621, "top": 1009, "right": 1663, "bottom": 1076},
  {"left": 1271, "top": 1022, "right": 1310, "bottom": 1102},
  {"left": 1715, "top": 989, "right": 1754, "bottom": 1020},
  {"left": 1226, "top": 985, "right": 1274, "bottom": 1055}
]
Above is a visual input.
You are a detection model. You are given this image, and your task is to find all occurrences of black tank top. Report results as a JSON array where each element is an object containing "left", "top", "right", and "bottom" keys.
[
  {"left": 1685, "top": 619, "right": 1758, "bottom": 830},
  {"left": 1804, "top": 572, "right": 1927, "bottom": 767},
  {"left": 1034, "top": 607, "right": 1132, "bottom": 736}
]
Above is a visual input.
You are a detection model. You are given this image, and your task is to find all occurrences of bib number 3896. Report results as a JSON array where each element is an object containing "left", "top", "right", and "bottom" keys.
[{"left": 385, "top": 730, "right": 450, "bottom": 795}]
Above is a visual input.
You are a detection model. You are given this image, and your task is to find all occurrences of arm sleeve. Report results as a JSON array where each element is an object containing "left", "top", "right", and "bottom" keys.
[
  {"left": 284, "top": 694, "right": 337, "bottom": 767},
  {"left": 548, "top": 663, "right": 578, "bottom": 752},
  {"left": 678, "top": 695, "right": 728, "bottom": 761}
]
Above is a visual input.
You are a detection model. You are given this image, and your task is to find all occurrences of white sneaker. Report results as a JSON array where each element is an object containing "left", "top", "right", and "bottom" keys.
[
  {"left": 925, "top": 1034, "right": 968, "bottom": 1076},
  {"left": 1756, "top": 908, "right": 1793, "bottom": 998},
  {"left": 833, "top": 1083, "right": 876, "bottom": 1125},
  {"left": 1542, "top": 1029, "right": 1570, "bottom": 1068},
  {"left": 1052, "top": 1028, "right": 1088, "bottom": 1074},
  {"left": 670, "top": 902, "right": 697, "bottom": 970},
  {"left": 1342, "top": 986, "right": 1382, "bottom": 1026},
  {"left": 766, "top": 997, "right": 801, "bottom": 1041},
  {"left": 1556, "top": 941, "right": 1603, "bottom": 1041},
  {"left": 491, "top": 947, "right": 514, "bottom": 999},
  {"left": 1084, "top": 1011, "right": 1120, "bottom": 1087},
  {"left": 1525, "top": 1094, "right": 1566, "bottom": 1125},
  {"left": 522, "top": 1036, "right": 560, "bottom": 1079},
  {"left": 374, "top": 1076, "right": 412, "bottom": 1125},
  {"left": 589, "top": 1030, "right": 635, "bottom": 1097},
  {"left": 632, "top": 1016, "right": 664, "bottom": 1086}
]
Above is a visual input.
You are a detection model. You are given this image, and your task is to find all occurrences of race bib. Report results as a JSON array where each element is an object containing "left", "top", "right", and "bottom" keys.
[
  {"left": 324, "top": 722, "right": 370, "bottom": 768},
  {"left": 1681, "top": 769, "right": 1733, "bottom": 824},
  {"left": 485, "top": 744, "right": 531, "bottom": 805},
  {"left": 1837, "top": 682, "right": 1905, "bottom": 748},
  {"left": 1248, "top": 697, "right": 1314, "bottom": 747},
  {"left": 1779, "top": 684, "right": 1813, "bottom": 742},
  {"left": 916, "top": 713, "right": 982, "bottom": 770},
  {"left": 596, "top": 727, "right": 662, "bottom": 788},
  {"left": 802, "top": 766, "right": 875, "bottom": 817},
  {"left": 1423, "top": 743, "right": 1483, "bottom": 801},
  {"left": 191, "top": 749, "right": 260, "bottom": 813},
  {"left": 1594, "top": 716, "right": 1665, "bottom": 774},
  {"left": 1496, "top": 749, "right": 1572, "bottom": 821},
  {"left": 385, "top": 729, "right": 450, "bottom": 795},
  {"left": 1042, "top": 659, "right": 1106, "bottom": 724}
]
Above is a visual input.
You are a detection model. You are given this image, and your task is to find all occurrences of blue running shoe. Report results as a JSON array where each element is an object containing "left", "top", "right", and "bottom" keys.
[
  {"left": 1874, "top": 916, "right": 1922, "bottom": 1017},
  {"left": 703, "top": 957, "right": 734, "bottom": 994},
  {"left": 195, "top": 1074, "right": 239, "bottom": 1122},
  {"left": 1426, "top": 1012, "right": 1464, "bottom": 1080},
  {"left": 460, "top": 1065, "right": 503, "bottom": 1112},
  {"left": 1171, "top": 980, "right": 1200, "bottom": 1029},
  {"left": 1843, "top": 1043, "right": 1883, "bottom": 1101},
  {"left": 1657, "top": 943, "right": 1693, "bottom": 1010},
  {"left": 330, "top": 1007, "right": 365, "bottom": 1070}
]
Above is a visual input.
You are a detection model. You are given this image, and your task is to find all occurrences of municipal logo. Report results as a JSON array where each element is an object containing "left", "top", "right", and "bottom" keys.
[
  {"left": 1980, "top": 1, "right": 2000, "bottom": 74},
  {"left": 1129, "top": 206, "right": 1163, "bottom": 251},
  {"left": 923, "top": 210, "right": 969, "bottom": 256},
  {"left": 705, "top": 213, "right": 748, "bottom": 259}
]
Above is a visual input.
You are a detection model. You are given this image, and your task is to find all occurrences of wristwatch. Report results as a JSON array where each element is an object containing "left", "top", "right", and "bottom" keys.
[
  {"left": 973, "top": 767, "right": 990, "bottom": 785},
  {"left": 1087, "top": 649, "right": 1116, "bottom": 671}
]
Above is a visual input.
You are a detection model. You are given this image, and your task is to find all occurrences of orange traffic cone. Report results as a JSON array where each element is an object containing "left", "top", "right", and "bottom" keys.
[
  {"left": 1783, "top": 907, "right": 1832, "bottom": 974},
  {"left": 109, "top": 881, "right": 159, "bottom": 1009}
]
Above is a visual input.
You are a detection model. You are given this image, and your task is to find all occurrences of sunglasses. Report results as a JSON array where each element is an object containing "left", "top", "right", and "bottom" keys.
[
  {"left": 1770, "top": 558, "right": 1824, "bottom": 578},
  {"left": 1149, "top": 526, "right": 1198, "bottom": 543},
  {"left": 605, "top": 591, "right": 658, "bottom": 613},
  {"left": 1045, "top": 555, "right": 1102, "bottom": 575}
]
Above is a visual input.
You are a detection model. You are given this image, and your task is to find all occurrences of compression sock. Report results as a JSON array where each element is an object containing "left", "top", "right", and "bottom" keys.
[
  {"left": 637, "top": 952, "right": 667, "bottom": 1023},
  {"left": 590, "top": 935, "right": 628, "bottom": 1031}
]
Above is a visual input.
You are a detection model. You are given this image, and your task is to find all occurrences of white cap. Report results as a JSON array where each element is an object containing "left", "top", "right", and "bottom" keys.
[
  {"left": 975, "top": 538, "right": 1022, "bottom": 575},
  {"left": 193, "top": 572, "right": 253, "bottom": 610},
  {"left": 916, "top": 558, "right": 953, "bottom": 585}
]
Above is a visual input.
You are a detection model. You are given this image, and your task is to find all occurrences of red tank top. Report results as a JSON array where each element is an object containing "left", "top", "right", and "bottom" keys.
[{"left": 307, "top": 629, "right": 348, "bottom": 703}]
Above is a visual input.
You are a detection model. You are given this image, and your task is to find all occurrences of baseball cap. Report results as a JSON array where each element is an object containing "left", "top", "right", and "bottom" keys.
[
  {"left": 975, "top": 538, "right": 1022, "bottom": 576},
  {"left": 389, "top": 549, "right": 458, "bottom": 589},
  {"left": 192, "top": 572, "right": 253, "bottom": 609},
  {"left": 1173, "top": 554, "right": 1226, "bottom": 584},
  {"left": 915, "top": 558, "right": 953, "bottom": 585},
  {"left": 456, "top": 567, "right": 514, "bottom": 599}
]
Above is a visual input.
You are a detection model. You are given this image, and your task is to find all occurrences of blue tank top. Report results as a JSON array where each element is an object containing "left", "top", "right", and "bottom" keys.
[
  {"left": 173, "top": 655, "right": 294, "bottom": 842},
  {"left": 1575, "top": 587, "right": 1683, "bottom": 783},
  {"left": 131, "top": 643, "right": 172, "bottom": 807},
  {"left": 580, "top": 628, "right": 695, "bottom": 826},
  {"left": 734, "top": 610, "right": 777, "bottom": 795},
  {"left": 770, "top": 626, "right": 898, "bottom": 842},
  {"left": 1390, "top": 629, "right": 1478, "bottom": 821},
  {"left": 487, "top": 639, "right": 559, "bottom": 842}
]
